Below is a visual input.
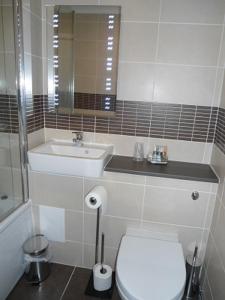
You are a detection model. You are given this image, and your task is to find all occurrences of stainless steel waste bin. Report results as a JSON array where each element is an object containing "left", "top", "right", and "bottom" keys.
[{"left": 23, "top": 234, "right": 50, "bottom": 284}]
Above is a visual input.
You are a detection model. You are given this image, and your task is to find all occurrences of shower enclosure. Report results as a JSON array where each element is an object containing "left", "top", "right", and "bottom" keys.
[{"left": 0, "top": 0, "right": 28, "bottom": 221}]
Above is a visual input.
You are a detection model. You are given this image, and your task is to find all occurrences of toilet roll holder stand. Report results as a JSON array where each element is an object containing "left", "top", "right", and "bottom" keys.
[
  {"left": 95, "top": 206, "right": 101, "bottom": 264},
  {"left": 89, "top": 197, "right": 101, "bottom": 265},
  {"left": 85, "top": 197, "right": 114, "bottom": 297},
  {"left": 90, "top": 198, "right": 107, "bottom": 275}
]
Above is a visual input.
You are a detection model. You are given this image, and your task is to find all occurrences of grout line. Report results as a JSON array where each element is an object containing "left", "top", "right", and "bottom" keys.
[
  {"left": 140, "top": 176, "right": 147, "bottom": 226},
  {"left": 151, "top": 0, "right": 161, "bottom": 102},
  {"left": 121, "top": 20, "right": 224, "bottom": 27},
  {"left": 206, "top": 273, "right": 214, "bottom": 300},
  {"left": 81, "top": 211, "right": 210, "bottom": 230},
  {"left": 60, "top": 266, "right": 76, "bottom": 300},
  {"left": 119, "top": 60, "right": 219, "bottom": 69},
  {"left": 207, "top": 15, "right": 225, "bottom": 156}
]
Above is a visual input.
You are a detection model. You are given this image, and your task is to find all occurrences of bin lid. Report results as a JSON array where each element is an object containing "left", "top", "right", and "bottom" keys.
[{"left": 23, "top": 234, "right": 49, "bottom": 256}]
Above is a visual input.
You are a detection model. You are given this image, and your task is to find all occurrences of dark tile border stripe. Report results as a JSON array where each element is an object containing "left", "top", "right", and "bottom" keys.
[
  {"left": 45, "top": 99, "right": 218, "bottom": 143},
  {"left": 0, "top": 94, "right": 221, "bottom": 148}
]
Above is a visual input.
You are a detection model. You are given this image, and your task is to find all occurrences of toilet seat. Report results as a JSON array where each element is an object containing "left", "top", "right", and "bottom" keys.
[{"left": 116, "top": 235, "right": 186, "bottom": 300}]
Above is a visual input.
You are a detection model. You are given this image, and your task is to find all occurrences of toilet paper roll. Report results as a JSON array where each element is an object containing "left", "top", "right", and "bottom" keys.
[
  {"left": 85, "top": 186, "right": 107, "bottom": 214},
  {"left": 93, "top": 263, "right": 112, "bottom": 291}
]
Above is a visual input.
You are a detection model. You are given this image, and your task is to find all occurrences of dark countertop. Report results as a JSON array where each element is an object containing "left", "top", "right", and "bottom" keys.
[{"left": 105, "top": 155, "right": 218, "bottom": 183}]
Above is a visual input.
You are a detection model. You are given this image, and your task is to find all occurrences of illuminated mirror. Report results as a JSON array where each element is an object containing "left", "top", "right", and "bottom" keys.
[{"left": 46, "top": 5, "right": 121, "bottom": 116}]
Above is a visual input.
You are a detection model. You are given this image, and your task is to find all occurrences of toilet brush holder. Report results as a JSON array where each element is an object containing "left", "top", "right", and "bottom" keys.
[{"left": 184, "top": 246, "right": 201, "bottom": 299}]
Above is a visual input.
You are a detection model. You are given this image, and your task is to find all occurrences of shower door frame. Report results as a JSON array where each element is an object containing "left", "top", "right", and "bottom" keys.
[
  {"left": 0, "top": 0, "right": 29, "bottom": 223},
  {"left": 13, "top": 0, "right": 29, "bottom": 204}
]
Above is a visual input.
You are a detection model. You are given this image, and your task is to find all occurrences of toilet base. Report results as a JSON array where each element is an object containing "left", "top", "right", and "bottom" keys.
[{"left": 116, "top": 278, "right": 129, "bottom": 300}]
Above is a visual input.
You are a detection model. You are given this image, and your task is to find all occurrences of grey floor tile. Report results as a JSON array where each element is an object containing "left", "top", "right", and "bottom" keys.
[
  {"left": 62, "top": 267, "right": 121, "bottom": 300},
  {"left": 7, "top": 263, "right": 74, "bottom": 300}
]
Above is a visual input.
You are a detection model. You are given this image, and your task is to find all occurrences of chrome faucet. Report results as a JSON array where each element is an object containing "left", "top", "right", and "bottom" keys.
[{"left": 72, "top": 131, "right": 83, "bottom": 146}]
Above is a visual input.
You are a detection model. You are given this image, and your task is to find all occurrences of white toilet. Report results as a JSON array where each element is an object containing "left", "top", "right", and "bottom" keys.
[{"left": 116, "top": 228, "right": 186, "bottom": 300}]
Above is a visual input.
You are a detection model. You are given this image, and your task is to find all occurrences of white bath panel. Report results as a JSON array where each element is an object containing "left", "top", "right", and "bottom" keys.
[
  {"left": 39, "top": 205, "right": 65, "bottom": 242},
  {"left": 0, "top": 202, "right": 32, "bottom": 300}
]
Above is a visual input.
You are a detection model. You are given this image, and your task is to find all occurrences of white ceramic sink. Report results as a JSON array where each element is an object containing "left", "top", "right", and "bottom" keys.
[{"left": 28, "top": 139, "right": 113, "bottom": 177}]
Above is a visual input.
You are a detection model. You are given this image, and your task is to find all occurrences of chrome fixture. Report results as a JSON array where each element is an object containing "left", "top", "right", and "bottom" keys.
[
  {"left": 13, "top": 0, "right": 29, "bottom": 202},
  {"left": 72, "top": 131, "right": 83, "bottom": 146},
  {"left": 191, "top": 191, "right": 199, "bottom": 200},
  {"left": 147, "top": 145, "right": 168, "bottom": 165}
]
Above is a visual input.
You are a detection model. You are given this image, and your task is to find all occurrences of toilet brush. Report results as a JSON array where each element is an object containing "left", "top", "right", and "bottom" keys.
[{"left": 185, "top": 246, "right": 198, "bottom": 299}]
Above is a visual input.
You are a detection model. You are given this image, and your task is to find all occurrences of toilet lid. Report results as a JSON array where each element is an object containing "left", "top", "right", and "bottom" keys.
[{"left": 116, "top": 235, "right": 186, "bottom": 300}]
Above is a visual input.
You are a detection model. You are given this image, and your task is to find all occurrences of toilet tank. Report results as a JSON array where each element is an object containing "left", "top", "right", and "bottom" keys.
[{"left": 125, "top": 227, "right": 179, "bottom": 243}]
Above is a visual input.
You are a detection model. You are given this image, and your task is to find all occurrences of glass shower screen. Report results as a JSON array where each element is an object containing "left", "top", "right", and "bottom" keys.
[{"left": 0, "top": 0, "right": 24, "bottom": 221}]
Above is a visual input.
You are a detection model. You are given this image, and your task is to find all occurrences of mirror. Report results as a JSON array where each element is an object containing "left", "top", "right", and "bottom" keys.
[{"left": 46, "top": 5, "right": 121, "bottom": 116}]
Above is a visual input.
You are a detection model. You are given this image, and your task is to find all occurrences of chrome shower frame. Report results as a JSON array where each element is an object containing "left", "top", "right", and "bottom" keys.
[{"left": 13, "top": 0, "right": 29, "bottom": 203}]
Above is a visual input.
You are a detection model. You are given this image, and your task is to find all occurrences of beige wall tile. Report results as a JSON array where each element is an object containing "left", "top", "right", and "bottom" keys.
[
  {"left": 102, "top": 171, "right": 145, "bottom": 185},
  {"left": 143, "top": 186, "right": 210, "bottom": 227},
  {"left": 146, "top": 176, "right": 214, "bottom": 193},
  {"left": 99, "top": 0, "right": 160, "bottom": 22},
  {"left": 30, "top": 172, "right": 84, "bottom": 211},
  {"left": 161, "top": 0, "right": 225, "bottom": 24},
  {"left": 84, "top": 213, "right": 140, "bottom": 247},
  {"left": 65, "top": 210, "right": 83, "bottom": 242},
  {"left": 213, "top": 204, "right": 225, "bottom": 268},
  {"left": 30, "top": 0, "right": 42, "bottom": 18},
  {"left": 211, "top": 145, "right": 225, "bottom": 184},
  {"left": 142, "top": 221, "right": 205, "bottom": 259},
  {"left": 205, "top": 146, "right": 225, "bottom": 297},
  {"left": 119, "top": 22, "right": 158, "bottom": 62},
  {"left": 117, "top": 62, "right": 155, "bottom": 101},
  {"left": 83, "top": 243, "right": 95, "bottom": 268},
  {"left": 31, "top": 13, "right": 42, "bottom": 58},
  {"left": 32, "top": 55, "right": 43, "bottom": 95},
  {"left": 84, "top": 178, "right": 144, "bottom": 219},
  {"left": 206, "top": 238, "right": 225, "bottom": 300},
  {"left": 83, "top": 243, "right": 117, "bottom": 269},
  {"left": 154, "top": 64, "right": 217, "bottom": 106},
  {"left": 50, "top": 240, "right": 82, "bottom": 266},
  {"left": 28, "top": 129, "right": 45, "bottom": 150},
  {"left": 31, "top": 204, "right": 40, "bottom": 234},
  {"left": 157, "top": 24, "right": 222, "bottom": 66},
  {"left": 202, "top": 275, "right": 213, "bottom": 300}
]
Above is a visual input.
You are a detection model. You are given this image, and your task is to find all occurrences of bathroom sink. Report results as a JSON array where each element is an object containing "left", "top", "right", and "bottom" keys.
[{"left": 28, "top": 139, "right": 113, "bottom": 177}]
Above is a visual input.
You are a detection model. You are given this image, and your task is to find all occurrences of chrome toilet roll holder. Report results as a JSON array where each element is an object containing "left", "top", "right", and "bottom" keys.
[
  {"left": 95, "top": 206, "right": 101, "bottom": 264},
  {"left": 88, "top": 196, "right": 101, "bottom": 264}
]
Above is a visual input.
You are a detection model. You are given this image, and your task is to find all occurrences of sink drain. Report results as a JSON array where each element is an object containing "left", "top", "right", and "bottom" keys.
[{"left": 1, "top": 195, "right": 8, "bottom": 200}]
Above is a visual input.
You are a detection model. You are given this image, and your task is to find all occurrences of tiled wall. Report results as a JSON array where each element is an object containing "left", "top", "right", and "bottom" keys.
[
  {"left": 202, "top": 59, "right": 225, "bottom": 299},
  {"left": 215, "top": 107, "right": 225, "bottom": 154},
  {"left": 0, "top": 95, "right": 19, "bottom": 133},
  {"left": 25, "top": 0, "right": 225, "bottom": 294},
  {"left": 22, "top": 0, "right": 45, "bottom": 143},
  {"left": 26, "top": 95, "right": 45, "bottom": 134},
  {"left": 45, "top": 101, "right": 218, "bottom": 142},
  {"left": 202, "top": 146, "right": 225, "bottom": 300},
  {"left": 38, "top": 0, "right": 225, "bottom": 157},
  {"left": 30, "top": 169, "right": 217, "bottom": 268}
]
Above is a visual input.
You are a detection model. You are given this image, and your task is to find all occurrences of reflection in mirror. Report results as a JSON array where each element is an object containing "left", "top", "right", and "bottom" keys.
[{"left": 46, "top": 5, "right": 121, "bottom": 116}]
